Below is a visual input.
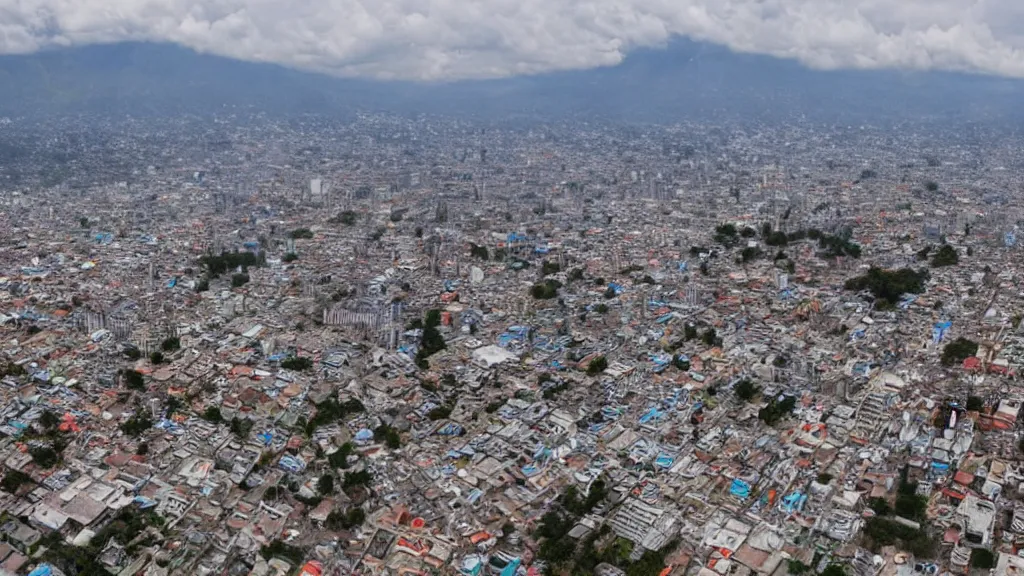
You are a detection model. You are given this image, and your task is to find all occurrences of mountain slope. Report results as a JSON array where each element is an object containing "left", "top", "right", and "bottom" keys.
[{"left": 0, "top": 40, "right": 1021, "bottom": 125}]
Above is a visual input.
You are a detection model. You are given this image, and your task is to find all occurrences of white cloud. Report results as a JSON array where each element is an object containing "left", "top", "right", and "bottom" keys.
[{"left": 1, "top": 0, "right": 1024, "bottom": 80}]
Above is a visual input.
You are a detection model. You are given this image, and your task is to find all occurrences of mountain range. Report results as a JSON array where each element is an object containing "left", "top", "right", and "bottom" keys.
[{"left": 0, "top": 40, "right": 1022, "bottom": 125}]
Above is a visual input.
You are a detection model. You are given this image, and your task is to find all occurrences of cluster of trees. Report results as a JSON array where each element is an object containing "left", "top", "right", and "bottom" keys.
[
  {"left": 329, "top": 442, "right": 356, "bottom": 468},
  {"left": 121, "top": 411, "right": 153, "bottom": 437},
  {"left": 817, "top": 233, "right": 862, "bottom": 258},
  {"left": 343, "top": 469, "right": 373, "bottom": 489},
  {"left": 374, "top": 424, "right": 401, "bottom": 449},
  {"left": 415, "top": 310, "right": 447, "bottom": 369},
  {"left": 231, "top": 272, "right": 250, "bottom": 287},
  {"left": 542, "top": 261, "right": 561, "bottom": 276},
  {"left": 281, "top": 356, "right": 314, "bottom": 371},
  {"left": 931, "top": 244, "right": 959, "bottom": 267},
  {"left": 161, "top": 336, "right": 180, "bottom": 352},
  {"left": 41, "top": 506, "right": 165, "bottom": 575},
  {"left": 941, "top": 337, "right": 978, "bottom": 366},
  {"left": 758, "top": 395, "right": 797, "bottom": 426},
  {"left": 863, "top": 467, "right": 934, "bottom": 557},
  {"left": 702, "top": 327, "right": 721, "bottom": 347},
  {"left": 562, "top": 478, "right": 607, "bottom": 516},
  {"left": 200, "top": 250, "right": 265, "bottom": 279},
  {"left": 740, "top": 247, "right": 763, "bottom": 263},
  {"left": 230, "top": 416, "right": 254, "bottom": 438},
  {"left": 586, "top": 356, "right": 608, "bottom": 376},
  {"left": 326, "top": 507, "right": 366, "bottom": 530},
  {"left": 531, "top": 279, "right": 562, "bottom": 300},
  {"left": 0, "top": 469, "right": 31, "bottom": 493},
  {"left": 427, "top": 405, "right": 453, "bottom": 420},
  {"left": 329, "top": 210, "right": 359, "bottom": 226},
  {"left": 123, "top": 369, "right": 145, "bottom": 390},
  {"left": 844, "top": 267, "right": 929, "bottom": 308},
  {"left": 760, "top": 226, "right": 863, "bottom": 259},
  {"left": 536, "top": 481, "right": 608, "bottom": 566},
  {"left": 305, "top": 397, "right": 366, "bottom": 436},
  {"left": 714, "top": 223, "right": 739, "bottom": 247},
  {"left": 289, "top": 228, "right": 314, "bottom": 239},
  {"left": 30, "top": 445, "right": 61, "bottom": 468},
  {"left": 282, "top": 252, "right": 299, "bottom": 263},
  {"left": 735, "top": 378, "right": 760, "bottom": 401},
  {"left": 966, "top": 395, "right": 984, "bottom": 412},
  {"left": 260, "top": 540, "right": 305, "bottom": 566},
  {"left": 469, "top": 243, "right": 489, "bottom": 260},
  {"left": 202, "top": 406, "right": 223, "bottom": 423},
  {"left": 536, "top": 481, "right": 676, "bottom": 576}
]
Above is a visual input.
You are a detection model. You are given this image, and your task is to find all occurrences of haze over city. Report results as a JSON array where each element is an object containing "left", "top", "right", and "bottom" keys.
[{"left": 1, "top": 4, "right": 1024, "bottom": 576}]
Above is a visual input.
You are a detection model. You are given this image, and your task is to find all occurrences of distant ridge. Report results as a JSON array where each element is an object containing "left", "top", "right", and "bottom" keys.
[{"left": 0, "top": 40, "right": 1022, "bottom": 125}]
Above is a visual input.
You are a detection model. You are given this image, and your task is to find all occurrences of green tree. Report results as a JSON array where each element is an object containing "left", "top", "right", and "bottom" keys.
[
  {"left": 230, "top": 416, "right": 253, "bottom": 438},
  {"left": 202, "top": 406, "right": 223, "bottom": 422},
  {"left": 374, "top": 424, "right": 401, "bottom": 449},
  {"left": 329, "top": 443, "right": 355, "bottom": 469},
  {"left": 788, "top": 561, "right": 811, "bottom": 575},
  {"left": 586, "top": 356, "right": 608, "bottom": 376},
  {"left": 966, "top": 395, "right": 984, "bottom": 412},
  {"left": 160, "top": 336, "right": 180, "bottom": 352},
  {"left": 121, "top": 412, "right": 153, "bottom": 437},
  {"left": 39, "top": 410, "right": 60, "bottom": 431},
  {"left": 30, "top": 445, "right": 60, "bottom": 469},
  {"left": 971, "top": 549, "right": 996, "bottom": 569},
  {"left": 343, "top": 469, "right": 373, "bottom": 489},
  {"left": 714, "top": 223, "right": 739, "bottom": 246},
  {"left": 931, "top": 244, "right": 958, "bottom": 267},
  {"left": 734, "top": 379, "right": 759, "bottom": 402},
  {"left": 868, "top": 497, "right": 891, "bottom": 516},
  {"left": 319, "top": 473, "right": 335, "bottom": 495},
  {"left": 542, "top": 261, "right": 561, "bottom": 276},
  {"left": 844, "top": 267, "right": 929, "bottom": 308},
  {"left": 531, "top": 280, "right": 562, "bottom": 299},
  {"left": 280, "top": 356, "right": 314, "bottom": 371},
  {"left": 821, "top": 565, "right": 846, "bottom": 576},
  {"left": 0, "top": 470, "right": 31, "bottom": 493},
  {"left": 941, "top": 338, "right": 978, "bottom": 366}
]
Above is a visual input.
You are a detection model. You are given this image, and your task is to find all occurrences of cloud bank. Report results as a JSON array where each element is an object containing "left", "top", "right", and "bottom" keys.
[{"left": 2, "top": 0, "right": 1024, "bottom": 80}]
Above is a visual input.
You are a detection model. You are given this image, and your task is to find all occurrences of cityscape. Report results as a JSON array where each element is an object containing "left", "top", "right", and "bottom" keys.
[{"left": 2, "top": 9, "right": 1024, "bottom": 576}]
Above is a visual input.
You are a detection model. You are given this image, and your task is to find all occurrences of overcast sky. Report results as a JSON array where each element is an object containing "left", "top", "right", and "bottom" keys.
[{"left": 2, "top": 0, "right": 1024, "bottom": 81}]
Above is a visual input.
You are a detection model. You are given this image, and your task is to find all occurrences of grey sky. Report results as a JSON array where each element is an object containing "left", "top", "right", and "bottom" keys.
[{"left": 2, "top": 0, "right": 1024, "bottom": 80}]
